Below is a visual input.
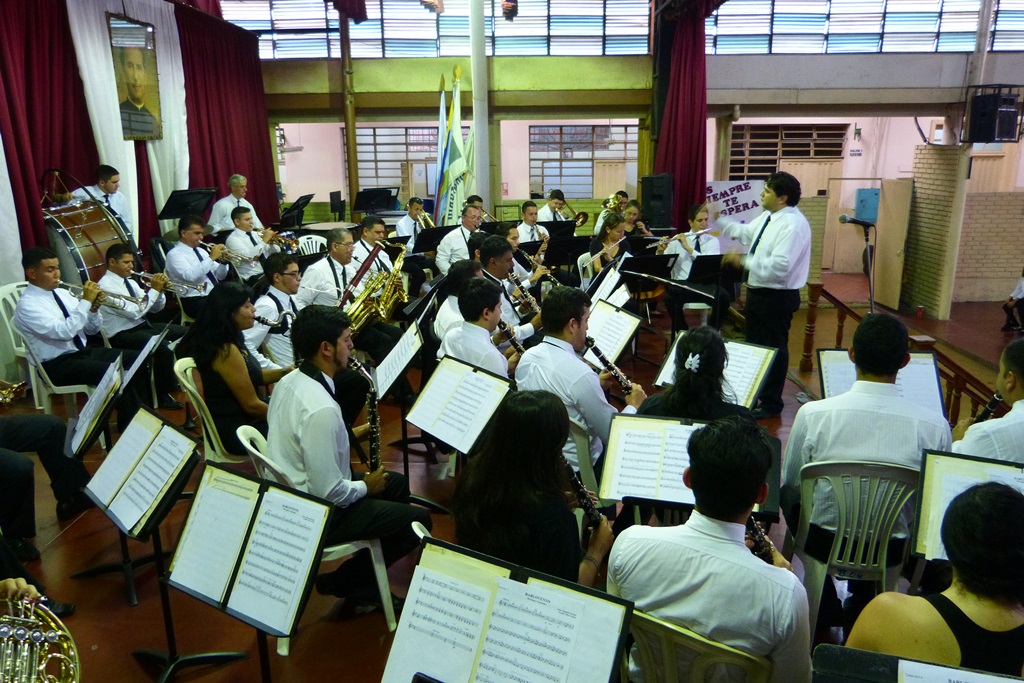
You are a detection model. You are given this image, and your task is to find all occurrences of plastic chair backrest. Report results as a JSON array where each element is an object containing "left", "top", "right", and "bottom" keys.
[
  {"left": 576, "top": 251, "right": 593, "bottom": 284},
  {"left": 174, "top": 357, "right": 244, "bottom": 464},
  {"left": 0, "top": 282, "right": 28, "bottom": 358},
  {"left": 796, "top": 460, "right": 919, "bottom": 580},
  {"left": 236, "top": 424, "right": 292, "bottom": 483},
  {"left": 298, "top": 234, "right": 327, "bottom": 256},
  {"left": 629, "top": 611, "right": 771, "bottom": 683},
  {"left": 569, "top": 418, "right": 615, "bottom": 508}
]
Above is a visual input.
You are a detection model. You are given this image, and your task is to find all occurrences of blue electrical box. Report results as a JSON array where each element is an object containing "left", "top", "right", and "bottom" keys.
[{"left": 855, "top": 188, "right": 880, "bottom": 223}]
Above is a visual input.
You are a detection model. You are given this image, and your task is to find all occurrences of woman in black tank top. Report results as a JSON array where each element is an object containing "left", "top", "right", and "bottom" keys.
[{"left": 846, "top": 483, "right": 1024, "bottom": 677}]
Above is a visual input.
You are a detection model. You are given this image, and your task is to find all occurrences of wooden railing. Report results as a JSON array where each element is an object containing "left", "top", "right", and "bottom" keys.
[{"left": 801, "top": 282, "right": 1005, "bottom": 425}]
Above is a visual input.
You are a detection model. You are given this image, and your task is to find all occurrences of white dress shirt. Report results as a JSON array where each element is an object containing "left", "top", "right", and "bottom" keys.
[
  {"left": 395, "top": 214, "right": 420, "bottom": 252},
  {"left": 14, "top": 284, "right": 102, "bottom": 363},
  {"left": 433, "top": 295, "right": 463, "bottom": 342},
  {"left": 719, "top": 206, "right": 810, "bottom": 290},
  {"left": 953, "top": 400, "right": 1024, "bottom": 464},
  {"left": 665, "top": 233, "right": 721, "bottom": 281},
  {"left": 296, "top": 255, "right": 361, "bottom": 309},
  {"left": 482, "top": 270, "right": 535, "bottom": 341},
  {"left": 435, "top": 226, "right": 474, "bottom": 275},
  {"left": 209, "top": 195, "right": 263, "bottom": 233},
  {"left": 439, "top": 321, "right": 508, "bottom": 377},
  {"left": 164, "top": 242, "right": 229, "bottom": 298},
  {"left": 537, "top": 204, "right": 568, "bottom": 223},
  {"left": 71, "top": 186, "right": 133, "bottom": 235},
  {"left": 1010, "top": 277, "right": 1024, "bottom": 300},
  {"left": 266, "top": 369, "right": 367, "bottom": 508},
  {"left": 244, "top": 287, "right": 298, "bottom": 369},
  {"left": 609, "top": 512, "right": 811, "bottom": 683},
  {"left": 97, "top": 271, "right": 165, "bottom": 337},
  {"left": 782, "top": 381, "right": 952, "bottom": 535},
  {"left": 516, "top": 221, "right": 549, "bottom": 244},
  {"left": 352, "top": 239, "right": 395, "bottom": 277},
  {"left": 515, "top": 337, "right": 637, "bottom": 468},
  {"left": 225, "top": 228, "right": 278, "bottom": 280}
]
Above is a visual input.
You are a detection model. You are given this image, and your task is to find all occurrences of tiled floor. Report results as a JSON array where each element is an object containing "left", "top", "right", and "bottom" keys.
[{"left": 9, "top": 287, "right": 1008, "bottom": 682}]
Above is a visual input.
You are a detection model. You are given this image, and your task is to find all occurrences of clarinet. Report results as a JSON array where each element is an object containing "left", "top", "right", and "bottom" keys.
[
  {"left": 746, "top": 517, "right": 775, "bottom": 565},
  {"left": 974, "top": 393, "right": 1003, "bottom": 423},
  {"left": 496, "top": 320, "right": 526, "bottom": 356},
  {"left": 564, "top": 459, "right": 603, "bottom": 529},
  {"left": 348, "top": 359, "right": 380, "bottom": 471},
  {"left": 584, "top": 336, "right": 632, "bottom": 394},
  {"left": 506, "top": 269, "right": 541, "bottom": 315}
]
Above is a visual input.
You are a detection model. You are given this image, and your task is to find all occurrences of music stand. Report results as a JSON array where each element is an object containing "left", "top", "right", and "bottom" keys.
[
  {"left": 410, "top": 224, "right": 460, "bottom": 255},
  {"left": 540, "top": 235, "right": 591, "bottom": 269},
  {"left": 618, "top": 254, "right": 682, "bottom": 364},
  {"left": 278, "top": 193, "right": 314, "bottom": 229},
  {"left": 536, "top": 221, "right": 576, "bottom": 239},
  {"left": 158, "top": 189, "right": 217, "bottom": 221},
  {"left": 353, "top": 188, "right": 395, "bottom": 214}
]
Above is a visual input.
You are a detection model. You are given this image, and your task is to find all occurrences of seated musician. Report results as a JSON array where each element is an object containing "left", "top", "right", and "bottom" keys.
[
  {"left": 69, "top": 164, "right": 133, "bottom": 235},
  {"left": 479, "top": 236, "right": 542, "bottom": 348},
  {"left": 208, "top": 174, "right": 263, "bottom": 240},
  {"left": 352, "top": 215, "right": 396, "bottom": 279},
  {"left": 14, "top": 247, "right": 146, "bottom": 433},
  {"left": 390, "top": 202, "right": 434, "bottom": 297},
  {"left": 589, "top": 212, "right": 631, "bottom": 275},
  {"left": 431, "top": 259, "right": 482, "bottom": 342},
  {"left": 595, "top": 190, "right": 630, "bottom": 236},
  {"left": 515, "top": 286, "right": 646, "bottom": 474},
  {"left": 609, "top": 416, "right": 811, "bottom": 683},
  {"left": 517, "top": 200, "right": 549, "bottom": 246},
  {"left": 453, "top": 391, "right": 613, "bottom": 586},
  {"left": 951, "top": 338, "right": 1024, "bottom": 463},
  {"left": 175, "top": 282, "right": 292, "bottom": 456},
  {"left": 98, "top": 244, "right": 185, "bottom": 410},
  {"left": 224, "top": 206, "right": 278, "bottom": 288},
  {"left": 438, "top": 278, "right": 518, "bottom": 378},
  {"left": 435, "top": 205, "right": 482, "bottom": 276},
  {"left": 623, "top": 199, "right": 652, "bottom": 236},
  {"left": 1000, "top": 268, "right": 1024, "bottom": 332},
  {"left": 164, "top": 214, "right": 229, "bottom": 319},
  {"left": 0, "top": 537, "right": 74, "bottom": 617},
  {"left": 537, "top": 189, "right": 569, "bottom": 222},
  {"left": 659, "top": 204, "right": 732, "bottom": 330},
  {"left": 493, "top": 223, "right": 551, "bottom": 293},
  {"left": 266, "top": 306, "right": 431, "bottom": 609},
  {"left": 245, "top": 253, "right": 369, "bottom": 429}
]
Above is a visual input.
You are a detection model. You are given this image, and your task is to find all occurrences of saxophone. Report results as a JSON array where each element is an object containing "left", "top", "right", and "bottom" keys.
[
  {"left": 344, "top": 271, "right": 388, "bottom": 338},
  {"left": 1, "top": 597, "right": 80, "bottom": 682},
  {"left": 348, "top": 359, "right": 380, "bottom": 471},
  {"left": 373, "top": 241, "right": 408, "bottom": 322}
]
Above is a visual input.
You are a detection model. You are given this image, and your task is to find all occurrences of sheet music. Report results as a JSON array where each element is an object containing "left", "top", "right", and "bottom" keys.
[
  {"left": 599, "top": 415, "right": 699, "bottom": 504},
  {"left": 381, "top": 566, "right": 491, "bottom": 683},
  {"left": 656, "top": 336, "right": 775, "bottom": 408},
  {"left": 226, "top": 487, "right": 328, "bottom": 635},
  {"left": 899, "top": 659, "right": 1012, "bottom": 682},
  {"left": 407, "top": 358, "right": 510, "bottom": 453},
  {"left": 582, "top": 300, "right": 641, "bottom": 369},
  {"left": 376, "top": 324, "right": 423, "bottom": 397},
  {"left": 590, "top": 265, "right": 621, "bottom": 304},
  {"left": 122, "top": 328, "right": 168, "bottom": 389},
  {"left": 170, "top": 467, "right": 261, "bottom": 602},
  {"left": 474, "top": 577, "right": 583, "bottom": 683},
  {"left": 420, "top": 542, "right": 512, "bottom": 592},
  {"left": 85, "top": 410, "right": 163, "bottom": 505},
  {"left": 107, "top": 426, "right": 196, "bottom": 534},
  {"left": 820, "top": 350, "right": 945, "bottom": 416},
  {"left": 71, "top": 355, "right": 122, "bottom": 454}
]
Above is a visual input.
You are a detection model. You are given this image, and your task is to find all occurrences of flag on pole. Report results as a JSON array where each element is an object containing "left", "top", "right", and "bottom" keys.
[
  {"left": 432, "top": 75, "right": 447, "bottom": 224},
  {"left": 435, "top": 65, "right": 473, "bottom": 226}
]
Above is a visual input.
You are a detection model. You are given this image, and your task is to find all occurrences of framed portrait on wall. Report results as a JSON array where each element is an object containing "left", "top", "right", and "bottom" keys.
[{"left": 108, "top": 14, "right": 162, "bottom": 141}]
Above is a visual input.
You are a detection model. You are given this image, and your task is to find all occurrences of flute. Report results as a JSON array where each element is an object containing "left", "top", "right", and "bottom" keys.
[
  {"left": 974, "top": 393, "right": 1003, "bottom": 423},
  {"left": 496, "top": 320, "right": 526, "bottom": 356},
  {"left": 506, "top": 269, "right": 540, "bottom": 316},
  {"left": 644, "top": 227, "right": 717, "bottom": 251},
  {"left": 581, "top": 236, "right": 626, "bottom": 270},
  {"left": 584, "top": 336, "right": 632, "bottom": 394}
]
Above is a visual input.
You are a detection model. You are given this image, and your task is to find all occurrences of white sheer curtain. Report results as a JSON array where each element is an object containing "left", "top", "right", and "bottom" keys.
[
  {"left": 0, "top": 130, "right": 22, "bottom": 286},
  {"left": 65, "top": 0, "right": 189, "bottom": 243}
]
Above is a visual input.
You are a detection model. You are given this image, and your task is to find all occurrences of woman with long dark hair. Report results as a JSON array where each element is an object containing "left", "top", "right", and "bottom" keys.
[
  {"left": 453, "top": 391, "right": 614, "bottom": 586},
  {"left": 176, "top": 281, "right": 292, "bottom": 455},
  {"left": 588, "top": 211, "right": 631, "bottom": 275}
]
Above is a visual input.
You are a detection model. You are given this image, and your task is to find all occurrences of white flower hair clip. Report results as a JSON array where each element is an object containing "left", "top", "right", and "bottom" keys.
[{"left": 684, "top": 353, "right": 701, "bottom": 373}]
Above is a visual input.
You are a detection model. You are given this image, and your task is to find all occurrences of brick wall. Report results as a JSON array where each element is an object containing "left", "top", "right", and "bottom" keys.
[
  {"left": 801, "top": 196, "right": 826, "bottom": 286},
  {"left": 955, "top": 192, "right": 1024, "bottom": 301}
]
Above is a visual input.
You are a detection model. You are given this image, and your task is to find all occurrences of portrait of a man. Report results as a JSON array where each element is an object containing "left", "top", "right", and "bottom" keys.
[{"left": 109, "top": 16, "right": 162, "bottom": 141}]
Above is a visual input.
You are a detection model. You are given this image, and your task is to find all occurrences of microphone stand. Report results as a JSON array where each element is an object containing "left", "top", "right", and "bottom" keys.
[{"left": 860, "top": 222, "right": 876, "bottom": 314}]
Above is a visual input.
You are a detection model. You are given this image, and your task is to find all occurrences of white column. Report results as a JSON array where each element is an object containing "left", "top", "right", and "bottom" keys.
[{"left": 469, "top": 0, "right": 490, "bottom": 207}]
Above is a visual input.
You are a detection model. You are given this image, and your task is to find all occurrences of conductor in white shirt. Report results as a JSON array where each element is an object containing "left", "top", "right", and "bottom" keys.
[
  {"left": 70, "top": 164, "right": 133, "bottom": 236},
  {"left": 438, "top": 278, "right": 518, "bottom": 378},
  {"left": 435, "top": 205, "right": 481, "bottom": 275},
  {"left": 266, "top": 306, "right": 431, "bottom": 606},
  {"left": 952, "top": 338, "right": 1024, "bottom": 463},
  {"left": 208, "top": 174, "right": 263, "bottom": 240},
  {"left": 225, "top": 206, "right": 278, "bottom": 286},
  {"left": 164, "top": 215, "right": 230, "bottom": 319},
  {"left": 98, "top": 243, "right": 185, "bottom": 409}
]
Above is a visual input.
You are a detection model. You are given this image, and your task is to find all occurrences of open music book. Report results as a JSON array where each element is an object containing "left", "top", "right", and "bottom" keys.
[
  {"left": 582, "top": 299, "right": 642, "bottom": 369},
  {"left": 590, "top": 263, "right": 630, "bottom": 310},
  {"left": 70, "top": 354, "right": 123, "bottom": 456},
  {"left": 655, "top": 334, "right": 776, "bottom": 408},
  {"left": 382, "top": 538, "right": 632, "bottom": 683},
  {"left": 407, "top": 356, "right": 512, "bottom": 454},
  {"left": 377, "top": 323, "right": 423, "bottom": 398},
  {"left": 598, "top": 414, "right": 701, "bottom": 504},
  {"left": 818, "top": 349, "right": 945, "bottom": 417},
  {"left": 913, "top": 450, "right": 1024, "bottom": 561},
  {"left": 84, "top": 407, "right": 199, "bottom": 537},
  {"left": 168, "top": 464, "right": 332, "bottom": 637}
]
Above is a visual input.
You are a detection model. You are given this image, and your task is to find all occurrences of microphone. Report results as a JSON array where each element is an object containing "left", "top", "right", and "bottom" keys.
[{"left": 839, "top": 214, "right": 875, "bottom": 228}]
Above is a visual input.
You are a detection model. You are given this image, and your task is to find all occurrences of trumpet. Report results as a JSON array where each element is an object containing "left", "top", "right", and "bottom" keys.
[
  {"left": 254, "top": 227, "right": 298, "bottom": 251},
  {"left": 132, "top": 271, "right": 207, "bottom": 295},
  {"left": 197, "top": 241, "right": 258, "bottom": 267},
  {"left": 58, "top": 281, "right": 140, "bottom": 310},
  {"left": 563, "top": 199, "right": 589, "bottom": 229}
]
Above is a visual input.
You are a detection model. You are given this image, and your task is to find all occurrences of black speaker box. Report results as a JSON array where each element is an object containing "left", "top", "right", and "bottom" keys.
[
  {"left": 641, "top": 174, "right": 674, "bottom": 229},
  {"left": 329, "top": 190, "right": 345, "bottom": 216},
  {"left": 967, "top": 93, "right": 1020, "bottom": 143}
]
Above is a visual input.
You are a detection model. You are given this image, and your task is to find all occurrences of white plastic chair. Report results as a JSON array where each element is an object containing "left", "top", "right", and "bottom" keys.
[
  {"left": 0, "top": 282, "right": 43, "bottom": 409},
  {"left": 625, "top": 611, "right": 771, "bottom": 683},
  {"left": 569, "top": 418, "right": 615, "bottom": 507},
  {"left": 235, "top": 425, "right": 397, "bottom": 656},
  {"left": 298, "top": 234, "right": 327, "bottom": 256},
  {"left": 576, "top": 251, "right": 594, "bottom": 290},
  {"left": 173, "top": 358, "right": 248, "bottom": 466},
  {"left": 787, "top": 460, "right": 920, "bottom": 638}
]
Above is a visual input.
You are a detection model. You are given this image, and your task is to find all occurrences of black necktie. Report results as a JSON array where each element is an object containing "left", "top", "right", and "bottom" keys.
[
  {"left": 693, "top": 235, "right": 702, "bottom": 253},
  {"left": 193, "top": 247, "right": 220, "bottom": 286},
  {"left": 104, "top": 194, "right": 111, "bottom": 207},
  {"left": 248, "top": 233, "right": 257, "bottom": 246},
  {"left": 53, "top": 291, "right": 85, "bottom": 350},
  {"left": 124, "top": 279, "right": 138, "bottom": 297},
  {"left": 236, "top": 199, "right": 242, "bottom": 207},
  {"left": 749, "top": 214, "right": 772, "bottom": 256}
]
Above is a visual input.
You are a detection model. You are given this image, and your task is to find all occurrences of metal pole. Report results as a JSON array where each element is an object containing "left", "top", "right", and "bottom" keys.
[
  {"left": 339, "top": 15, "right": 360, "bottom": 221},
  {"left": 469, "top": 0, "right": 489, "bottom": 208}
]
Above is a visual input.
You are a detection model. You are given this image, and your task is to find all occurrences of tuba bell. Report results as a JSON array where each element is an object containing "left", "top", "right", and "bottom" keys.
[{"left": 1, "top": 598, "right": 80, "bottom": 682}]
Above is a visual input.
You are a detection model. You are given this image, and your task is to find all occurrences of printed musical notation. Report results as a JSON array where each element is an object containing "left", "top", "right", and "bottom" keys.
[
  {"left": 86, "top": 409, "right": 163, "bottom": 506},
  {"left": 377, "top": 324, "right": 423, "bottom": 398},
  {"left": 820, "top": 349, "right": 944, "bottom": 417},
  {"left": 600, "top": 415, "right": 700, "bottom": 505},
  {"left": 656, "top": 336, "right": 775, "bottom": 408},
  {"left": 582, "top": 300, "right": 640, "bottom": 370}
]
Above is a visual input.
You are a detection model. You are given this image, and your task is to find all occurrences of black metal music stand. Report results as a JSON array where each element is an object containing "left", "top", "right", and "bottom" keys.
[
  {"left": 539, "top": 236, "right": 591, "bottom": 269},
  {"left": 536, "top": 221, "right": 577, "bottom": 239},
  {"left": 618, "top": 254, "right": 681, "bottom": 365},
  {"left": 410, "top": 224, "right": 460, "bottom": 255},
  {"left": 157, "top": 189, "right": 217, "bottom": 220},
  {"left": 277, "top": 193, "right": 314, "bottom": 229}
]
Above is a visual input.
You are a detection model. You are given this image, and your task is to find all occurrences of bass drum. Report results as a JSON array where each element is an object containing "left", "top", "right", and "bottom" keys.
[{"left": 43, "top": 201, "right": 131, "bottom": 286}]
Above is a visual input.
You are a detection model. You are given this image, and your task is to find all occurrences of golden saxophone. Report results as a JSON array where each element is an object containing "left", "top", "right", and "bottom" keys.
[{"left": 1, "top": 597, "right": 80, "bottom": 682}]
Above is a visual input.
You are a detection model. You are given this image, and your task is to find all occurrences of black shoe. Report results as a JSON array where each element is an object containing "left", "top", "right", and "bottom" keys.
[
  {"left": 314, "top": 573, "right": 353, "bottom": 599},
  {"left": 7, "top": 538, "right": 40, "bottom": 562},
  {"left": 751, "top": 407, "right": 781, "bottom": 420},
  {"left": 43, "top": 599, "right": 76, "bottom": 618},
  {"left": 158, "top": 394, "right": 185, "bottom": 410},
  {"left": 1002, "top": 323, "right": 1016, "bottom": 332},
  {"left": 56, "top": 492, "right": 96, "bottom": 521},
  {"left": 344, "top": 586, "right": 405, "bottom": 616}
]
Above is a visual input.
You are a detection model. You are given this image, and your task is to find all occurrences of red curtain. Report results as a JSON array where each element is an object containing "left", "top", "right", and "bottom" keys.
[
  {"left": 332, "top": 0, "right": 368, "bottom": 23},
  {"left": 135, "top": 141, "right": 159, "bottom": 261},
  {"left": 653, "top": 4, "right": 716, "bottom": 229},
  {"left": 176, "top": 0, "right": 223, "bottom": 19},
  {"left": 0, "top": 0, "right": 99, "bottom": 249},
  {"left": 174, "top": 4, "right": 279, "bottom": 225}
]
